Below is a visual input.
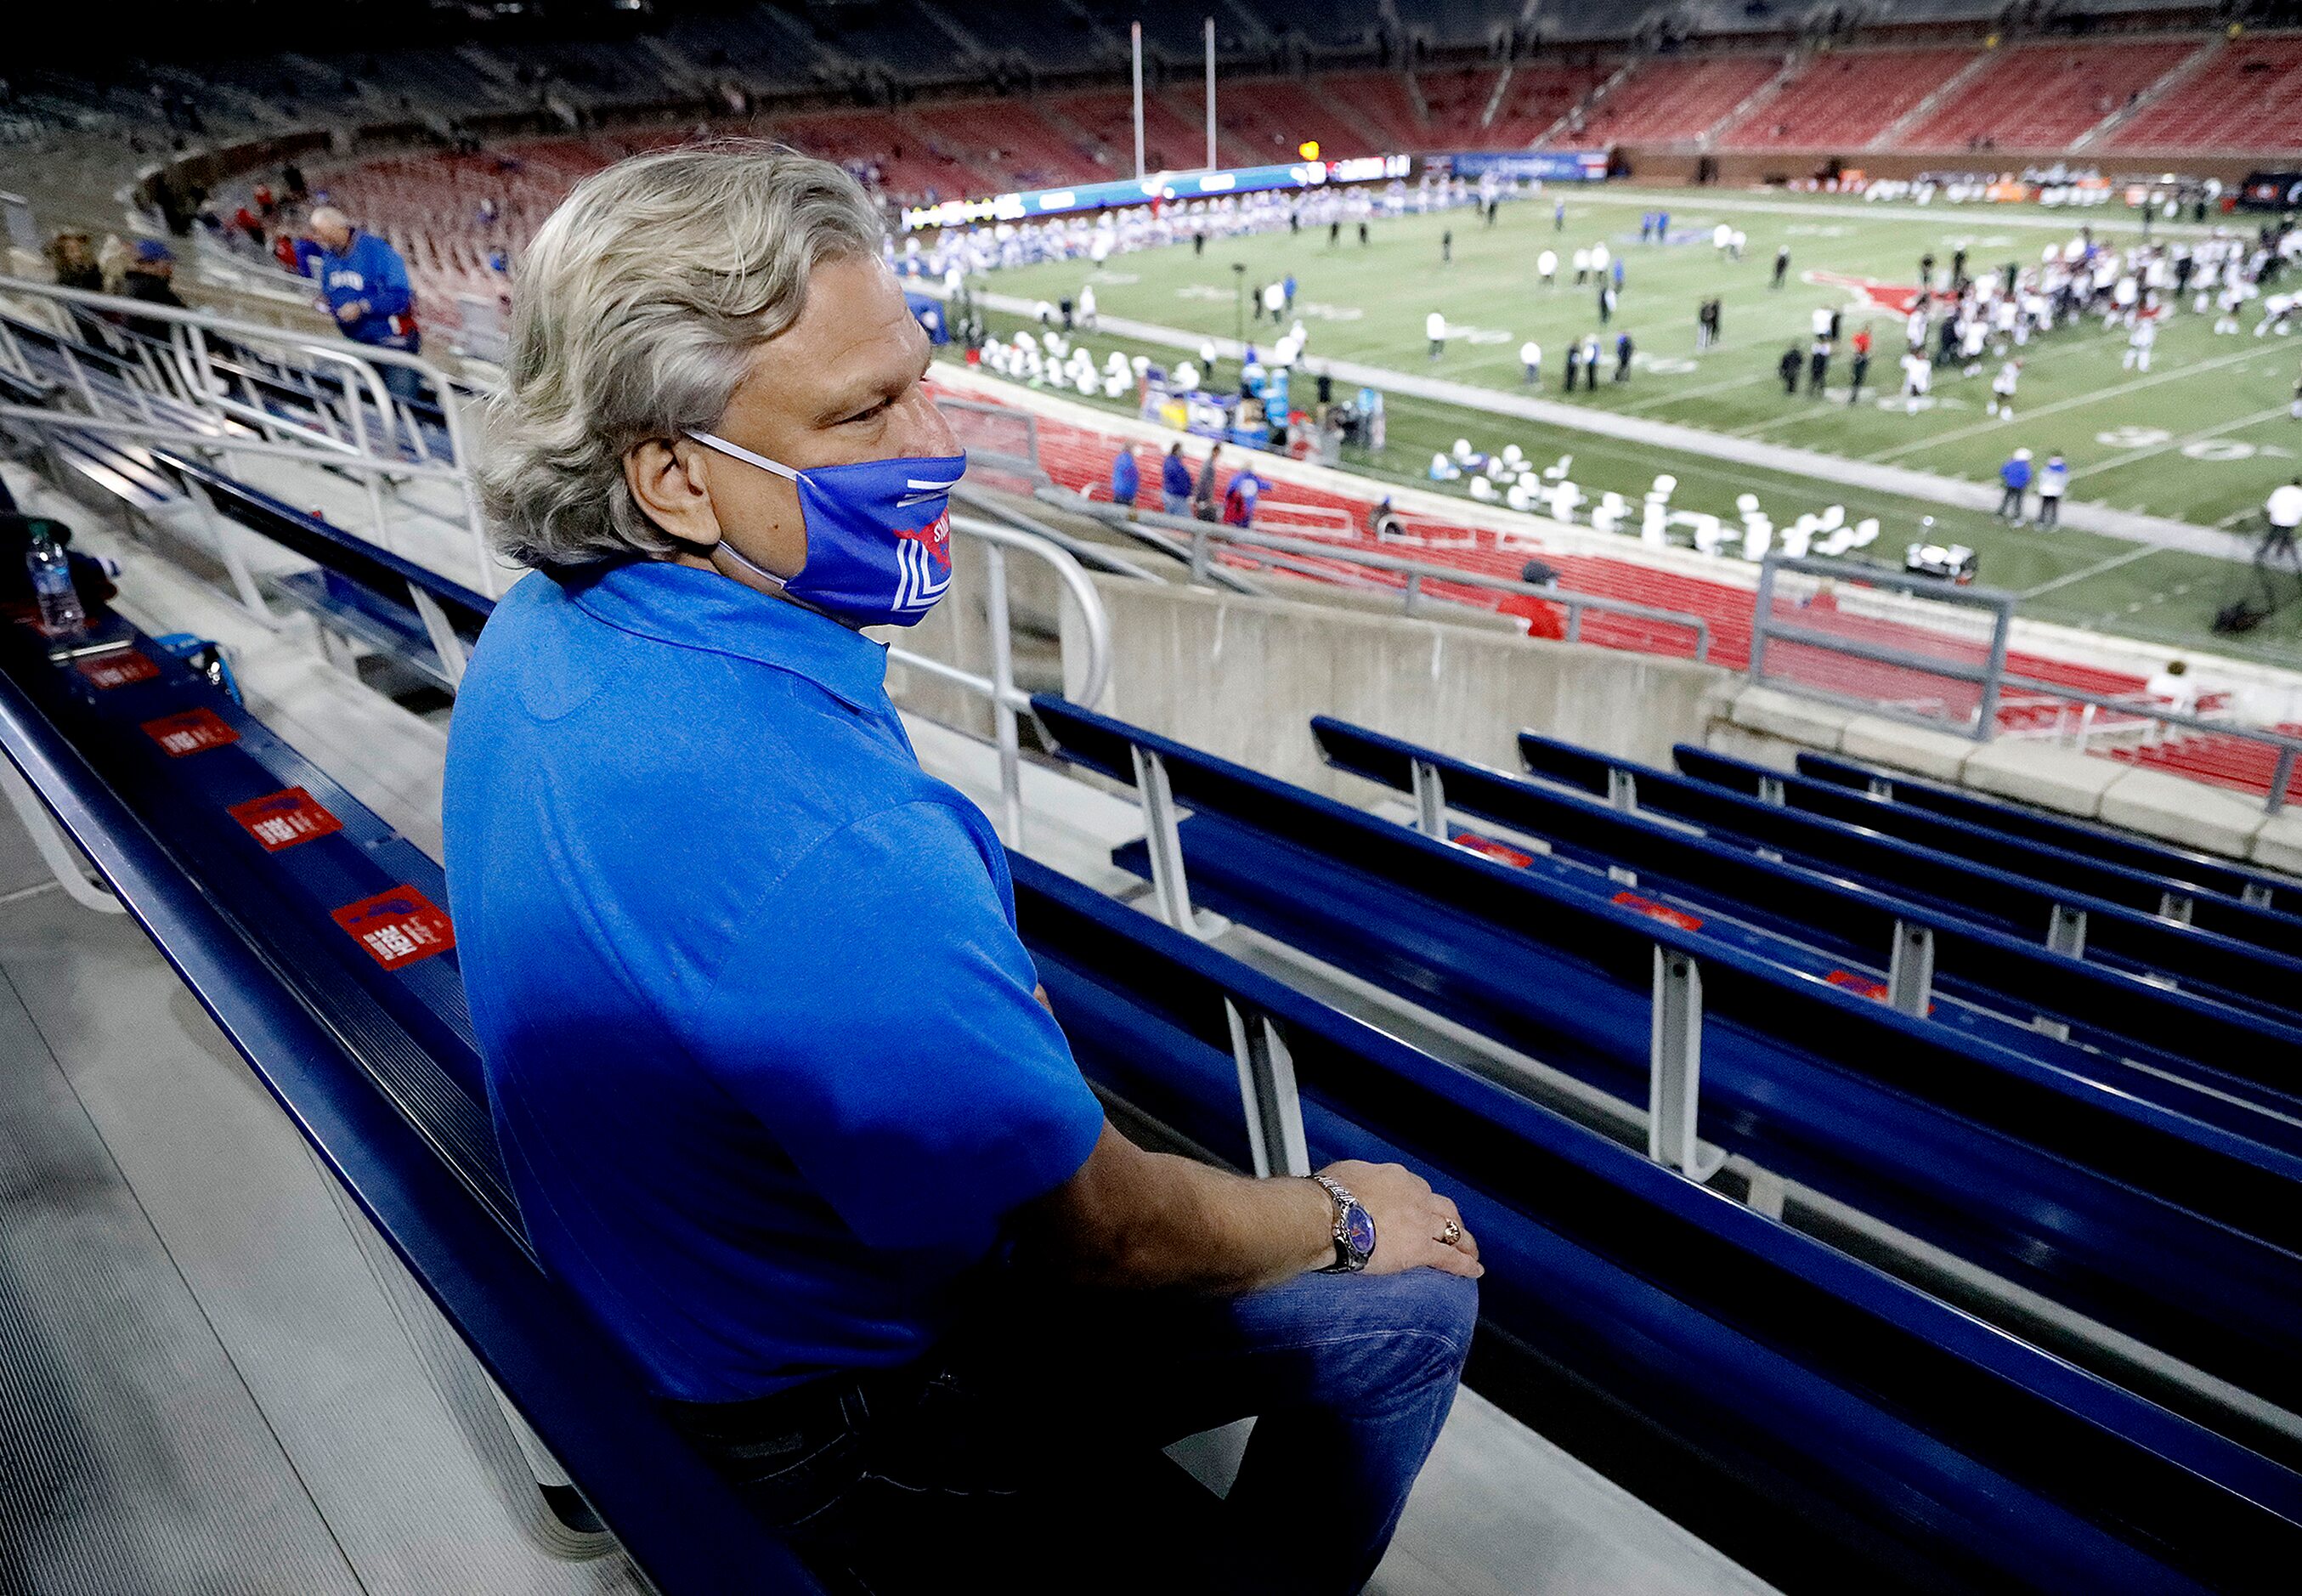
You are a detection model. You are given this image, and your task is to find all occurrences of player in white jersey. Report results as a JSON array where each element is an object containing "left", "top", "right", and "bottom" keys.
[
  {"left": 1900, "top": 348, "right": 1932, "bottom": 413},
  {"left": 2259, "top": 293, "right": 2296, "bottom": 337},
  {"left": 1988, "top": 358, "right": 2021, "bottom": 417},
  {"left": 2217, "top": 282, "right": 2245, "bottom": 335},
  {"left": 2124, "top": 311, "right": 2158, "bottom": 371},
  {"left": 1537, "top": 248, "right": 1558, "bottom": 287},
  {"left": 1573, "top": 246, "right": 1591, "bottom": 285},
  {"left": 1960, "top": 315, "right": 1988, "bottom": 376}
]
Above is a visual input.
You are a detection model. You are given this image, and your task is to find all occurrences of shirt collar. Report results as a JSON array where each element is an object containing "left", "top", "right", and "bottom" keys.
[{"left": 562, "top": 560, "right": 890, "bottom": 714}]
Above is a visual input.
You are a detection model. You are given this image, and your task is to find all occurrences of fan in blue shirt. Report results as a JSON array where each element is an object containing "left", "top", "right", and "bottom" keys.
[{"left": 445, "top": 144, "right": 1478, "bottom": 1595}]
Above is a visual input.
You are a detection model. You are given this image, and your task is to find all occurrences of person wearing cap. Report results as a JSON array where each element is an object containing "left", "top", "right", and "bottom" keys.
[
  {"left": 118, "top": 241, "right": 186, "bottom": 342},
  {"left": 2036, "top": 451, "right": 2069, "bottom": 527},
  {"left": 308, "top": 206, "right": 424, "bottom": 404},
  {"left": 1999, "top": 447, "right": 2034, "bottom": 525}
]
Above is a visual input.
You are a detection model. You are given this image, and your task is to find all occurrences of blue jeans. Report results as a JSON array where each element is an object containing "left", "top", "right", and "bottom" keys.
[
  {"left": 668, "top": 1265, "right": 1476, "bottom": 1594},
  {"left": 1163, "top": 491, "right": 1191, "bottom": 517}
]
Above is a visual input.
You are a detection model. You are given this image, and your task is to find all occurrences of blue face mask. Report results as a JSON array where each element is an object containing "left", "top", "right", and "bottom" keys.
[{"left": 685, "top": 430, "right": 966, "bottom": 629}]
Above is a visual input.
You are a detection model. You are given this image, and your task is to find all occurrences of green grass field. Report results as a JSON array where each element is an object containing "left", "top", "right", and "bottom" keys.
[{"left": 974, "top": 186, "right": 2302, "bottom": 667}]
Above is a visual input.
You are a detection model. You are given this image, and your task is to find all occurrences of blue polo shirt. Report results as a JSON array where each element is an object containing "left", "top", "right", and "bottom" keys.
[{"left": 441, "top": 561, "right": 1106, "bottom": 1404}]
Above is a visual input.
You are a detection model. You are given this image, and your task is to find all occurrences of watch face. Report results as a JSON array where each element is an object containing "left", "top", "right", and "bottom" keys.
[{"left": 1344, "top": 1204, "right": 1377, "bottom": 1261}]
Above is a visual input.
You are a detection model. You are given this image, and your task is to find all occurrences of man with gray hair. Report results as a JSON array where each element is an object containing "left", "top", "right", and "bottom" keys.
[
  {"left": 443, "top": 144, "right": 1476, "bottom": 1593},
  {"left": 308, "top": 205, "right": 422, "bottom": 404}
]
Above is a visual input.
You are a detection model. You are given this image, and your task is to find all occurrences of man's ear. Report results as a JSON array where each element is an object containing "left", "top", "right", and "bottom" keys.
[{"left": 625, "top": 438, "right": 722, "bottom": 549}]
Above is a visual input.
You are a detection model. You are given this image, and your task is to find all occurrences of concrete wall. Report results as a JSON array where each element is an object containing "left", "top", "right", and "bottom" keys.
[{"left": 1061, "top": 574, "right": 1733, "bottom": 802}]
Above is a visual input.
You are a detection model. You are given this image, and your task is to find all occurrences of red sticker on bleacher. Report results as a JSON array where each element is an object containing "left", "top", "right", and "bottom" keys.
[
  {"left": 229, "top": 787, "right": 343, "bottom": 852},
  {"left": 1825, "top": 969, "right": 1890, "bottom": 1001},
  {"left": 331, "top": 886, "right": 455, "bottom": 971},
  {"left": 1451, "top": 831, "right": 1535, "bottom": 869},
  {"left": 1610, "top": 891, "right": 1704, "bottom": 932},
  {"left": 76, "top": 650, "right": 160, "bottom": 690},
  {"left": 141, "top": 707, "right": 240, "bottom": 757}
]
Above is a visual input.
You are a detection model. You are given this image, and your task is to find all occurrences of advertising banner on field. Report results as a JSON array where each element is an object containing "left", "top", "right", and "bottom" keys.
[
  {"left": 902, "top": 154, "right": 1412, "bottom": 231},
  {"left": 1428, "top": 151, "right": 1608, "bottom": 183}
]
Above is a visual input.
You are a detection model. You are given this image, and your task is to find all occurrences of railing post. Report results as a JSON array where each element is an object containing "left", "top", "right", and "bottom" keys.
[
  {"left": 1564, "top": 597, "right": 1583, "bottom": 644},
  {"left": 1402, "top": 571, "right": 1422, "bottom": 616},
  {"left": 1648, "top": 946, "right": 1719, "bottom": 1179},
  {"left": 1757, "top": 773, "right": 1785, "bottom": 806},
  {"left": 2157, "top": 891, "right": 2194, "bottom": 925},
  {"left": 2270, "top": 747, "right": 2297, "bottom": 818},
  {"left": 1409, "top": 757, "right": 1447, "bottom": 840},
  {"left": 1131, "top": 744, "right": 1200, "bottom": 937},
  {"left": 981, "top": 541, "right": 1024, "bottom": 846},
  {"left": 2047, "top": 903, "right": 2088, "bottom": 959},
  {"left": 407, "top": 586, "right": 467, "bottom": 688},
  {"left": 1608, "top": 767, "right": 1637, "bottom": 812},
  {"left": 1189, "top": 524, "right": 1211, "bottom": 583},
  {"left": 1748, "top": 555, "right": 1779, "bottom": 683},
  {"left": 1886, "top": 920, "right": 1933, "bottom": 1018},
  {"left": 1974, "top": 589, "right": 2012, "bottom": 741},
  {"left": 2243, "top": 882, "right": 2277, "bottom": 909},
  {"left": 1225, "top": 1001, "right": 1310, "bottom": 1179},
  {"left": 182, "top": 476, "right": 273, "bottom": 622}
]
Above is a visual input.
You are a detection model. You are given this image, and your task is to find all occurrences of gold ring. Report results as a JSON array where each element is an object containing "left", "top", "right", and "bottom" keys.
[{"left": 1439, "top": 1220, "right": 1462, "bottom": 1246}]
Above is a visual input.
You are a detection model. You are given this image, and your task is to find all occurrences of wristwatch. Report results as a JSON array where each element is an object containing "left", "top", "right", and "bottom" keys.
[{"left": 1311, "top": 1174, "right": 1377, "bottom": 1273}]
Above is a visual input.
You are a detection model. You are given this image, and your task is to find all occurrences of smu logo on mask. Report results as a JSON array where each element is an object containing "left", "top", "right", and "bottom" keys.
[{"left": 890, "top": 508, "right": 953, "bottom": 613}]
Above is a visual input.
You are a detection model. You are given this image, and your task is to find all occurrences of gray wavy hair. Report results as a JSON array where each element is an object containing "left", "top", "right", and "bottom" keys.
[{"left": 479, "top": 144, "right": 885, "bottom": 569}]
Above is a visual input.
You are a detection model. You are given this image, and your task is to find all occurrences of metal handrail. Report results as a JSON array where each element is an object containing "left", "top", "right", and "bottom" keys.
[
  {"left": 1749, "top": 554, "right": 2302, "bottom": 815},
  {"left": 0, "top": 275, "right": 501, "bottom": 597},
  {"left": 1054, "top": 493, "right": 1716, "bottom": 662},
  {"left": 890, "top": 513, "right": 1113, "bottom": 845}
]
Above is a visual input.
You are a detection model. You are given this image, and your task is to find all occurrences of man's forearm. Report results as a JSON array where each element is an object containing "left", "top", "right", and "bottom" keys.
[{"left": 1027, "top": 1124, "right": 1332, "bottom": 1293}]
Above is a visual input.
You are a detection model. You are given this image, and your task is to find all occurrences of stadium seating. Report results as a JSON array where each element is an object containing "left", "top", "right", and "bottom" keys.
[
  {"left": 1483, "top": 62, "right": 1615, "bottom": 145},
  {"left": 907, "top": 99, "right": 1097, "bottom": 191},
  {"left": 1415, "top": 66, "right": 1505, "bottom": 148},
  {"left": 1190, "top": 76, "right": 1389, "bottom": 162},
  {"left": 1033, "top": 696, "right": 2302, "bottom": 1421},
  {"left": 1671, "top": 742, "right": 2302, "bottom": 953},
  {"left": 1796, "top": 749, "right": 2297, "bottom": 910},
  {"left": 1900, "top": 37, "right": 2197, "bottom": 150},
  {"left": 1044, "top": 88, "right": 1213, "bottom": 177},
  {"left": 2108, "top": 33, "right": 2302, "bottom": 151},
  {"left": 1315, "top": 71, "right": 1428, "bottom": 150},
  {"left": 1714, "top": 47, "right": 1978, "bottom": 150},
  {"left": 1556, "top": 54, "right": 1782, "bottom": 147}
]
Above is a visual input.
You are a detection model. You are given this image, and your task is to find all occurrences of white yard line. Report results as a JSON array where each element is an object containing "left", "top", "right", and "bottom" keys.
[{"left": 2017, "top": 541, "right": 2168, "bottom": 600}]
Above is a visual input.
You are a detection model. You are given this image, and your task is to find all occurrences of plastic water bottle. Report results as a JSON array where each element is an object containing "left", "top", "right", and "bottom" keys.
[{"left": 25, "top": 524, "right": 86, "bottom": 637}]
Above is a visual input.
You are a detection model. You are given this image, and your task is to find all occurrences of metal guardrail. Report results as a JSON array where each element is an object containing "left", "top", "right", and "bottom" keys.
[
  {"left": 1750, "top": 554, "right": 2302, "bottom": 816},
  {"left": 890, "top": 512, "right": 1112, "bottom": 846},
  {"left": 0, "top": 275, "right": 502, "bottom": 597},
  {"left": 1048, "top": 492, "right": 1717, "bottom": 662}
]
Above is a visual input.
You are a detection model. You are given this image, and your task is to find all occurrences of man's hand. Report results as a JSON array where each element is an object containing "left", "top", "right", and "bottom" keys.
[
  {"left": 334, "top": 299, "right": 366, "bottom": 324},
  {"left": 1320, "top": 1159, "right": 1482, "bottom": 1280}
]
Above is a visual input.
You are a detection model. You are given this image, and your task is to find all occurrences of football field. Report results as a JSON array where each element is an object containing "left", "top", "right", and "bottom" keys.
[{"left": 976, "top": 185, "right": 2302, "bottom": 667}]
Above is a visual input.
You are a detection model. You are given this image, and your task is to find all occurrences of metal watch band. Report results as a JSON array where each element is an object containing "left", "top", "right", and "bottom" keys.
[{"left": 1311, "top": 1174, "right": 1360, "bottom": 1273}]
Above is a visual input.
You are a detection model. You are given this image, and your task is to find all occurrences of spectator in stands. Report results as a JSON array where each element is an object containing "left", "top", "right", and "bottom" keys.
[
  {"left": 307, "top": 206, "right": 423, "bottom": 405},
  {"left": 1998, "top": 448, "right": 2033, "bottom": 526},
  {"left": 1108, "top": 444, "right": 1139, "bottom": 508},
  {"left": 1193, "top": 442, "right": 1222, "bottom": 519},
  {"left": 46, "top": 232, "right": 101, "bottom": 293},
  {"left": 118, "top": 241, "right": 185, "bottom": 342},
  {"left": 450, "top": 146, "right": 1478, "bottom": 1593},
  {"left": 2145, "top": 658, "right": 2200, "bottom": 716},
  {"left": 1222, "top": 466, "right": 1266, "bottom": 527},
  {"left": 1161, "top": 442, "right": 1192, "bottom": 516}
]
